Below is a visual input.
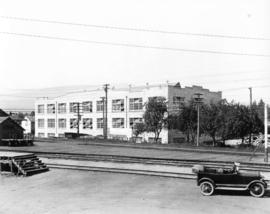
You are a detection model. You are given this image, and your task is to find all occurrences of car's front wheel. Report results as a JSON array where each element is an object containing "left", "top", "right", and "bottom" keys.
[
  {"left": 200, "top": 181, "right": 214, "bottom": 196},
  {"left": 249, "top": 182, "right": 265, "bottom": 198}
]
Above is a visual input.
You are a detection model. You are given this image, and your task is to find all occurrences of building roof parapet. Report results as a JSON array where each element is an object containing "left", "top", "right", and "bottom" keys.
[{"left": 35, "top": 82, "right": 221, "bottom": 100}]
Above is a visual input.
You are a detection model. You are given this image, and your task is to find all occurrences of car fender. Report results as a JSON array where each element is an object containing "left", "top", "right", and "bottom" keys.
[
  {"left": 198, "top": 177, "right": 215, "bottom": 187},
  {"left": 247, "top": 180, "right": 267, "bottom": 189}
]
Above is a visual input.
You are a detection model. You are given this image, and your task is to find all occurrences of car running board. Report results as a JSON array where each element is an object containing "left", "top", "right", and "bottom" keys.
[{"left": 215, "top": 187, "right": 247, "bottom": 191}]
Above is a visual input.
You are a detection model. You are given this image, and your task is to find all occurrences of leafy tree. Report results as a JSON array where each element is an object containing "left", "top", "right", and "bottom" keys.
[
  {"left": 168, "top": 100, "right": 198, "bottom": 143},
  {"left": 215, "top": 100, "right": 232, "bottom": 143},
  {"left": 132, "top": 123, "right": 146, "bottom": 138},
  {"left": 143, "top": 97, "right": 167, "bottom": 143},
  {"left": 230, "top": 104, "right": 251, "bottom": 141},
  {"left": 200, "top": 102, "right": 221, "bottom": 146},
  {"left": 215, "top": 101, "right": 263, "bottom": 144}
]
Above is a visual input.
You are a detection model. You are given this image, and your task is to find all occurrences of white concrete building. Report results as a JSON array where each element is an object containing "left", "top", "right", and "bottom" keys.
[{"left": 35, "top": 83, "right": 221, "bottom": 143}]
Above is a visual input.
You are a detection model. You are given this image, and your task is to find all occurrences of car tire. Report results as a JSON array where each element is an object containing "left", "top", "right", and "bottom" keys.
[
  {"left": 249, "top": 182, "right": 265, "bottom": 198},
  {"left": 200, "top": 181, "right": 215, "bottom": 196}
]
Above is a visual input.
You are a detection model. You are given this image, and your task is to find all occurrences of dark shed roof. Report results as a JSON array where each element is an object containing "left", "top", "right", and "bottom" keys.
[{"left": 0, "top": 109, "right": 9, "bottom": 117}]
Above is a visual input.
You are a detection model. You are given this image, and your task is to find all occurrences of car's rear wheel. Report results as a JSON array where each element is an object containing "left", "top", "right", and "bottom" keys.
[
  {"left": 249, "top": 182, "right": 265, "bottom": 198},
  {"left": 200, "top": 181, "right": 214, "bottom": 196}
]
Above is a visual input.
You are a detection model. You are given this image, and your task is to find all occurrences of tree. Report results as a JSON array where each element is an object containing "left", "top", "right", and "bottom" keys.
[
  {"left": 230, "top": 104, "right": 251, "bottom": 142},
  {"left": 143, "top": 97, "right": 167, "bottom": 143},
  {"left": 215, "top": 101, "right": 263, "bottom": 144},
  {"left": 200, "top": 102, "right": 221, "bottom": 146},
  {"left": 168, "top": 100, "right": 198, "bottom": 143},
  {"left": 132, "top": 123, "right": 146, "bottom": 138}
]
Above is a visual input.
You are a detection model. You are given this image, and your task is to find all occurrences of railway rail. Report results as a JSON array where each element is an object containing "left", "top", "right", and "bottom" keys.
[
  {"left": 1, "top": 150, "right": 270, "bottom": 179},
  {"left": 35, "top": 152, "right": 270, "bottom": 170},
  {"left": 35, "top": 151, "right": 270, "bottom": 179},
  {"left": 47, "top": 163, "right": 196, "bottom": 179}
]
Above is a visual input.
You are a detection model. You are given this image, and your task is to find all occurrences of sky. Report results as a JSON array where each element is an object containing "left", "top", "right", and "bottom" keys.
[{"left": 0, "top": 0, "right": 270, "bottom": 110}]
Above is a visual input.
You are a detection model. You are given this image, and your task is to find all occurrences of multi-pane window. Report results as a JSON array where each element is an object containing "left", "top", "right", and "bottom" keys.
[
  {"left": 97, "top": 118, "right": 104, "bottom": 129},
  {"left": 37, "top": 119, "right": 44, "bottom": 128},
  {"left": 112, "top": 118, "right": 124, "bottom": 128},
  {"left": 58, "top": 103, "right": 66, "bottom": 114},
  {"left": 70, "top": 118, "right": 78, "bottom": 129},
  {"left": 58, "top": 119, "right": 66, "bottom": 129},
  {"left": 37, "top": 105, "right": 45, "bottom": 114},
  {"left": 47, "top": 119, "right": 55, "bottom": 128},
  {"left": 82, "top": 101, "right": 92, "bottom": 113},
  {"left": 112, "top": 99, "right": 124, "bottom": 112},
  {"left": 96, "top": 100, "right": 104, "bottom": 112},
  {"left": 149, "top": 96, "right": 165, "bottom": 102},
  {"left": 129, "top": 118, "right": 143, "bottom": 128},
  {"left": 48, "top": 133, "right": 55, "bottom": 138},
  {"left": 38, "top": 133, "right": 45, "bottom": 137},
  {"left": 173, "top": 96, "right": 185, "bottom": 105},
  {"left": 129, "top": 98, "right": 143, "bottom": 111},
  {"left": 172, "top": 96, "right": 185, "bottom": 110},
  {"left": 83, "top": 118, "right": 93, "bottom": 129},
  {"left": 47, "top": 104, "right": 55, "bottom": 114},
  {"left": 70, "top": 102, "right": 78, "bottom": 113}
]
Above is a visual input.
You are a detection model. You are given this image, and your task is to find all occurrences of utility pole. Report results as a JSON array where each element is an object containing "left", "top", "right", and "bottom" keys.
[
  {"left": 76, "top": 102, "right": 81, "bottom": 138},
  {"left": 103, "top": 84, "right": 109, "bottom": 139},
  {"left": 264, "top": 103, "right": 268, "bottom": 163},
  {"left": 248, "top": 87, "right": 252, "bottom": 107},
  {"left": 101, "top": 97, "right": 105, "bottom": 138},
  {"left": 194, "top": 93, "right": 203, "bottom": 147},
  {"left": 248, "top": 87, "right": 253, "bottom": 144}
]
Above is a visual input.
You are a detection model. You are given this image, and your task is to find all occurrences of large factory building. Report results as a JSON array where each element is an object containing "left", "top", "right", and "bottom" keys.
[{"left": 35, "top": 83, "right": 221, "bottom": 143}]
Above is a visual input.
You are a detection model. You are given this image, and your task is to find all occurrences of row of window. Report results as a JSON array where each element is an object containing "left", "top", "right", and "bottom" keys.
[
  {"left": 37, "top": 118, "right": 143, "bottom": 129},
  {"left": 37, "top": 98, "right": 143, "bottom": 114}
]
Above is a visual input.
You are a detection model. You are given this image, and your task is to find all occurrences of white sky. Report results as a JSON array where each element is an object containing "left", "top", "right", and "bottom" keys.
[{"left": 0, "top": 0, "right": 270, "bottom": 106}]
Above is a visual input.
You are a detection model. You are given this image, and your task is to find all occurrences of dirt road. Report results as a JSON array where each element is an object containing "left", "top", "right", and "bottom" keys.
[{"left": 1, "top": 169, "right": 270, "bottom": 214}]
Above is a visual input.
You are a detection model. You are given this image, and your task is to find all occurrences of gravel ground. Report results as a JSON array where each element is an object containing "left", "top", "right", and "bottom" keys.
[{"left": 1, "top": 169, "right": 270, "bottom": 214}]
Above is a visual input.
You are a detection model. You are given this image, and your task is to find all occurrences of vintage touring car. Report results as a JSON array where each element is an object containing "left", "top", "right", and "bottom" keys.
[{"left": 192, "top": 163, "right": 269, "bottom": 197}]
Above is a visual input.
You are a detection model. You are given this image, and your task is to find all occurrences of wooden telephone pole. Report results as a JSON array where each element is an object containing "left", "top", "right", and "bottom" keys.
[
  {"left": 194, "top": 93, "right": 203, "bottom": 147},
  {"left": 100, "top": 97, "right": 106, "bottom": 138},
  {"left": 103, "top": 84, "right": 109, "bottom": 139},
  {"left": 265, "top": 103, "right": 268, "bottom": 163},
  {"left": 248, "top": 87, "right": 253, "bottom": 144},
  {"left": 76, "top": 102, "right": 81, "bottom": 137}
]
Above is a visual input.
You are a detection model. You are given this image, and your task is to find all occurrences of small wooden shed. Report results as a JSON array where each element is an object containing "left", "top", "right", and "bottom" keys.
[{"left": 0, "top": 117, "right": 24, "bottom": 140}]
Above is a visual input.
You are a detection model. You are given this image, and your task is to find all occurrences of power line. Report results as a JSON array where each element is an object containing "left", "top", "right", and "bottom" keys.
[
  {"left": 0, "top": 94, "right": 37, "bottom": 99},
  {"left": 196, "top": 77, "right": 269, "bottom": 85},
  {"left": 1, "top": 15, "right": 270, "bottom": 41},
  {"left": 180, "top": 69, "right": 269, "bottom": 79},
  {"left": 1, "top": 31, "right": 270, "bottom": 58},
  {"left": 1, "top": 83, "right": 270, "bottom": 99},
  {"left": 222, "top": 84, "right": 270, "bottom": 92}
]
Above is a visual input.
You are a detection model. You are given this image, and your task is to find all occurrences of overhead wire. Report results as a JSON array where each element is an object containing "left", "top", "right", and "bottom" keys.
[
  {"left": 1, "top": 83, "right": 270, "bottom": 99},
  {"left": 1, "top": 15, "right": 270, "bottom": 41},
  {"left": 0, "top": 31, "right": 270, "bottom": 58}
]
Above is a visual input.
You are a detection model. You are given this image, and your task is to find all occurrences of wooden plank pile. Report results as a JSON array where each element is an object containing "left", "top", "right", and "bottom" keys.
[{"left": 0, "top": 153, "right": 49, "bottom": 176}]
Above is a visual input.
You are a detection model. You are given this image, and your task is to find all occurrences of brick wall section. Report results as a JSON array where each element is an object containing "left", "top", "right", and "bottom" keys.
[{"left": 167, "top": 85, "right": 222, "bottom": 143}]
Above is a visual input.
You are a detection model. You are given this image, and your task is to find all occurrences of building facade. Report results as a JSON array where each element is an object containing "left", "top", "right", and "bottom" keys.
[{"left": 35, "top": 83, "right": 222, "bottom": 143}]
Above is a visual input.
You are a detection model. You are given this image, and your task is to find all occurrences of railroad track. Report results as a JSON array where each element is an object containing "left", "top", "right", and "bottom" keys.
[
  {"left": 34, "top": 151, "right": 270, "bottom": 173},
  {"left": 47, "top": 163, "right": 196, "bottom": 179},
  {"left": 32, "top": 153, "right": 270, "bottom": 178},
  {"left": 1, "top": 150, "right": 270, "bottom": 178}
]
